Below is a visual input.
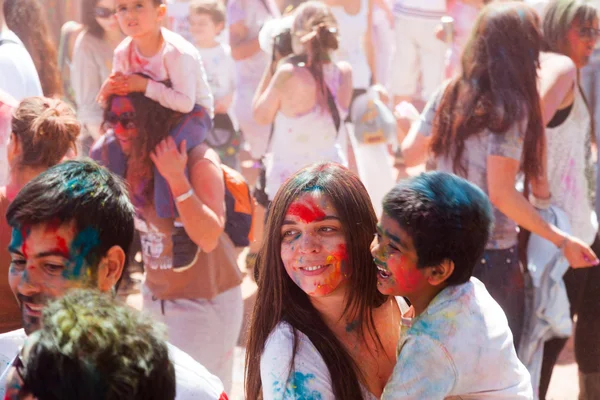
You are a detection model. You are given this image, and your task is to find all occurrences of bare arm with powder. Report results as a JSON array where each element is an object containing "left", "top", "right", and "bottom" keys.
[{"left": 150, "top": 139, "right": 225, "bottom": 253}]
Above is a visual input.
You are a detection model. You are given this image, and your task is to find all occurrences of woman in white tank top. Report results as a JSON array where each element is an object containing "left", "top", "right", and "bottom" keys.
[{"left": 253, "top": 1, "right": 354, "bottom": 201}]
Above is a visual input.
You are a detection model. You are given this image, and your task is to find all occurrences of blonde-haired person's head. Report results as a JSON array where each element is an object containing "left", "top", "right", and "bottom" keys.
[
  {"left": 8, "top": 97, "right": 80, "bottom": 169},
  {"left": 291, "top": 1, "right": 339, "bottom": 58}
]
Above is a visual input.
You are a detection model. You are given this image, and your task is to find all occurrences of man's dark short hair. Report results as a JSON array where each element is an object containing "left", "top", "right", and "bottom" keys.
[
  {"left": 19, "top": 289, "right": 176, "bottom": 400},
  {"left": 6, "top": 160, "right": 135, "bottom": 280},
  {"left": 383, "top": 171, "right": 493, "bottom": 285}
]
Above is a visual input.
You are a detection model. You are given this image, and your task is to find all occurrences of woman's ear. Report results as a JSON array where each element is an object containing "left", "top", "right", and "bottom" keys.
[{"left": 427, "top": 259, "right": 455, "bottom": 287}]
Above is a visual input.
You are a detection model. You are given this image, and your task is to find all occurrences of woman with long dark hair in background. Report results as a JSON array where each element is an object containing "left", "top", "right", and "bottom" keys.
[
  {"left": 401, "top": 1, "right": 598, "bottom": 351},
  {"left": 3, "top": 0, "right": 62, "bottom": 98}
]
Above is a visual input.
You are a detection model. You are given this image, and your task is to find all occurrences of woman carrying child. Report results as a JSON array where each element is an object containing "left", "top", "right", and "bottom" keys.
[{"left": 92, "top": 92, "right": 243, "bottom": 393}]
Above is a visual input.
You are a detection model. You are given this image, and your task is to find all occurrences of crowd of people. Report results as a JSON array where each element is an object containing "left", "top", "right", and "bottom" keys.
[{"left": 0, "top": 0, "right": 599, "bottom": 399}]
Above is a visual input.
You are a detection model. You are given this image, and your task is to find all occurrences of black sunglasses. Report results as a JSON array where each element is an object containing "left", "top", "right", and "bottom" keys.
[
  {"left": 94, "top": 6, "right": 115, "bottom": 19},
  {"left": 106, "top": 111, "right": 137, "bottom": 130}
]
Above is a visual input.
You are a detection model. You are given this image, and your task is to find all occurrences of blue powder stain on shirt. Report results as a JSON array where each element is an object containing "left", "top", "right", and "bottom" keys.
[
  {"left": 284, "top": 372, "right": 322, "bottom": 400},
  {"left": 63, "top": 226, "right": 100, "bottom": 279}
]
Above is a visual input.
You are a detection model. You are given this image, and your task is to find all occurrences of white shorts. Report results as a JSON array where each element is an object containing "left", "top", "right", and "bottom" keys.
[
  {"left": 142, "top": 285, "right": 244, "bottom": 394},
  {"left": 391, "top": 13, "right": 446, "bottom": 101}
]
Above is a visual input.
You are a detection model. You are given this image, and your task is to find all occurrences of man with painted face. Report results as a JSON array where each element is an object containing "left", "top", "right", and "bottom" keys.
[{"left": 0, "top": 160, "right": 228, "bottom": 400}]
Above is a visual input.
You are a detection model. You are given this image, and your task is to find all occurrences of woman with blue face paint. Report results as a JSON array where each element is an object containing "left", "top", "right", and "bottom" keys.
[
  {"left": 0, "top": 96, "right": 80, "bottom": 334},
  {"left": 245, "top": 162, "right": 408, "bottom": 400},
  {"left": 401, "top": 1, "right": 598, "bottom": 353}
]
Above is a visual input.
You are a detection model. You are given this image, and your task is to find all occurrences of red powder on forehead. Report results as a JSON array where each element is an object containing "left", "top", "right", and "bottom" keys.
[
  {"left": 21, "top": 226, "right": 29, "bottom": 259},
  {"left": 288, "top": 198, "right": 326, "bottom": 223}
]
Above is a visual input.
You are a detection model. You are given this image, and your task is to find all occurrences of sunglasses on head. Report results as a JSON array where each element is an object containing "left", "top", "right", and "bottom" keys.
[
  {"left": 106, "top": 111, "right": 137, "bottom": 130},
  {"left": 578, "top": 27, "right": 600, "bottom": 40},
  {"left": 94, "top": 6, "right": 115, "bottom": 19}
]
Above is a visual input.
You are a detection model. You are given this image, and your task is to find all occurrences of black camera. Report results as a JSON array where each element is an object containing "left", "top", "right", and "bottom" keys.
[{"left": 273, "top": 29, "right": 294, "bottom": 58}]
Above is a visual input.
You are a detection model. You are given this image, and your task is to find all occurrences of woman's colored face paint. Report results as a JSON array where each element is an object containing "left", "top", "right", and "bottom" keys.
[
  {"left": 371, "top": 213, "right": 427, "bottom": 296},
  {"left": 109, "top": 96, "right": 137, "bottom": 156},
  {"left": 280, "top": 192, "right": 349, "bottom": 297}
]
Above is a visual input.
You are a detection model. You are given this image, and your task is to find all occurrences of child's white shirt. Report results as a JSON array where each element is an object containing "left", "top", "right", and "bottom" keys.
[
  {"left": 113, "top": 27, "right": 214, "bottom": 116},
  {"left": 382, "top": 277, "right": 534, "bottom": 399},
  {"left": 197, "top": 43, "right": 235, "bottom": 104}
]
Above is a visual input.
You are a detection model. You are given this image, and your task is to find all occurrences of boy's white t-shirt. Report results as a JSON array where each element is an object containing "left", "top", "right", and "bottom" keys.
[
  {"left": 382, "top": 278, "right": 534, "bottom": 399},
  {"left": 0, "top": 329, "right": 228, "bottom": 400},
  {"left": 260, "top": 297, "right": 409, "bottom": 400},
  {"left": 113, "top": 27, "right": 214, "bottom": 116},
  {"left": 197, "top": 44, "right": 235, "bottom": 103}
]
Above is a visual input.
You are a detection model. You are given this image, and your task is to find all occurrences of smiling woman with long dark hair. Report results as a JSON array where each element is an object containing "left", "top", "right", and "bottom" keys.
[{"left": 245, "top": 162, "right": 405, "bottom": 399}]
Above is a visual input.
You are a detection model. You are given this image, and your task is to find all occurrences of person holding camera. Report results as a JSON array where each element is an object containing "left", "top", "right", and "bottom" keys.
[{"left": 252, "top": 0, "right": 353, "bottom": 205}]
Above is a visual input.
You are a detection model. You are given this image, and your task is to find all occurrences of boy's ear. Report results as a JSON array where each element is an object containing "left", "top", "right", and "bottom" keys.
[
  {"left": 97, "top": 245, "right": 126, "bottom": 292},
  {"left": 426, "top": 259, "right": 454, "bottom": 287},
  {"left": 216, "top": 21, "right": 225, "bottom": 34}
]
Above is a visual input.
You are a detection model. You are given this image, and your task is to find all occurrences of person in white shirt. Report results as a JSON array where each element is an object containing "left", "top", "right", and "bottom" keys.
[
  {"left": 0, "top": 0, "right": 42, "bottom": 101},
  {"left": 189, "top": 0, "right": 239, "bottom": 169},
  {"left": 373, "top": 172, "right": 533, "bottom": 399},
  {"left": 0, "top": 159, "right": 228, "bottom": 400},
  {"left": 390, "top": 0, "right": 446, "bottom": 106},
  {"left": 3, "top": 289, "right": 178, "bottom": 400}
]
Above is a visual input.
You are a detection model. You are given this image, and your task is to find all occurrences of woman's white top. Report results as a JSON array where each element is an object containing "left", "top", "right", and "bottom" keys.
[
  {"left": 546, "top": 85, "right": 598, "bottom": 244},
  {"left": 265, "top": 63, "right": 348, "bottom": 200},
  {"left": 330, "top": 0, "right": 371, "bottom": 89}
]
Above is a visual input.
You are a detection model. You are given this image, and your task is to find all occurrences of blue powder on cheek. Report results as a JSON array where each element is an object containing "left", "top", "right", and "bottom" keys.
[
  {"left": 63, "top": 227, "right": 100, "bottom": 280},
  {"left": 285, "top": 372, "right": 322, "bottom": 400}
]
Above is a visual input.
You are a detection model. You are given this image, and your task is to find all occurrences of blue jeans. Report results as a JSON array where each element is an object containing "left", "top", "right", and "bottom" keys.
[{"left": 473, "top": 245, "right": 525, "bottom": 351}]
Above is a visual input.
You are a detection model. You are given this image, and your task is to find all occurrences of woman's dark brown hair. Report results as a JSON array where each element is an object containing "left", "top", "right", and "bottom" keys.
[
  {"left": 103, "top": 93, "right": 183, "bottom": 203},
  {"left": 11, "top": 97, "right": 79, "bottom": 167},
  {"left": 430, "top": 2, "right": 544, "bottom": 179},
  {"left": 4, "top": 0, "right": 63, "bottom": 98},
  {"left": 245, "top": 162, "right": 387, "bottom": 400},
  {"left": 82, "top": 0, "right": 107, "bottom": 38}
]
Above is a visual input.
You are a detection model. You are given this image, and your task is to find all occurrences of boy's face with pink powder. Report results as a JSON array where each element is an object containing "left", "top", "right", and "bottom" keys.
[{"left": 114, "top": 0, "right": 166, "bottom": 39}]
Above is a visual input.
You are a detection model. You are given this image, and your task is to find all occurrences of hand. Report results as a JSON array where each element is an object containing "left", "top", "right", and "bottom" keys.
[
  {"left": 214, "top": 100, "right": 228, "bottom": 114},
  {"left": 97, "top": 72, "right": 129, "bottom": 104},
  {"left": 124, "top": 74, "right": 149, "bottom": 93},
  {"left": 561, "top": 235, "right": 600, "bottom": 268},
  {"left": 150, "top": 137, "right": 188, "bottom": 184},
  {"left": 434, "top": 24, "right": 445, "bottom": 42}
]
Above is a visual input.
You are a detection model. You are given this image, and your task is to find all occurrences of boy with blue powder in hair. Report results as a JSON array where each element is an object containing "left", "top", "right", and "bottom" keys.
[{"left": 372, "top": 172, "right": 533, "bottom": 399}]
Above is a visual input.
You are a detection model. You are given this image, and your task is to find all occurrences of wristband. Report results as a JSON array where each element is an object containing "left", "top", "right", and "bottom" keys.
[
  {"left": 175, "top": 189, "right": 194, "bottom": 204},
  {"left": 528, "top": 193, "right": 552, "bottom": 210}
]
